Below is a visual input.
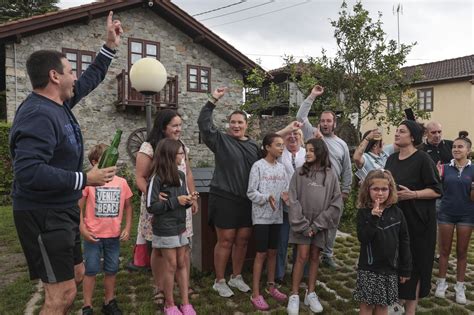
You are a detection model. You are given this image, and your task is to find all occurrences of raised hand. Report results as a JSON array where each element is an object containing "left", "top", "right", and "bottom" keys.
[
  {"left": 212, "top": 87, "right": 228, "bottom": 101},
  {"left": 106, "top": 11, "right": 123, "bottom": 50},
  {"left": 371, "top": 198, "right": 383, "bottom": 217},
  {"left": 313, "top": 124, "right": 323, "bottom": 140},
  {"left": 310, "top": 85, "right": 324, "bottom": 98}
]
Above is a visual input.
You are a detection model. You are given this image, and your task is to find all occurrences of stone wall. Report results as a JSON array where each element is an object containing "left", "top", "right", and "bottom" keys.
[
  {"left": 247, "top": 115, "right": 293, "bottom": 142},
  {"left": 5, "top": 8, "right": 243, "bottom": 167}
]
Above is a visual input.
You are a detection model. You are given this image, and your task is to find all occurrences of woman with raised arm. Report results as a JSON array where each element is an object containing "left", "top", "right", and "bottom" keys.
[{"left": 198, "top": 87, "right": 260, "bottom": 297}]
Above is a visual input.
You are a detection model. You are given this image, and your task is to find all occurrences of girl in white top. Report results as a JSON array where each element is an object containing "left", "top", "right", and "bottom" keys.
[{"left": 247, "top": 133, "right": 289, "bottom": 310}]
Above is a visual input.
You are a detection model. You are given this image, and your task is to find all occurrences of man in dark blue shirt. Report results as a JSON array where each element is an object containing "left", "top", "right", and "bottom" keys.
[{"left": 9, "top": 11, "right": 122, "bottom": 314}]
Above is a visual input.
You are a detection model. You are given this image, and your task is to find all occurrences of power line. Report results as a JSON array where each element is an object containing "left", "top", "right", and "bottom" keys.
[
  {"left": 209, "top": 1, "right": 311, "bottom": 28},
  {"left": 199, "top": 1, "right": 275, "bottom": 22},
  {"left": 192, "top": 1, "right": 247, "bottom": 17}
]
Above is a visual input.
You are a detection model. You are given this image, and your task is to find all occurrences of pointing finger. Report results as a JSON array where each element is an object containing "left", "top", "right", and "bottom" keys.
[{"left": 107, "top": 11, "right": 113, "bottom": 27}]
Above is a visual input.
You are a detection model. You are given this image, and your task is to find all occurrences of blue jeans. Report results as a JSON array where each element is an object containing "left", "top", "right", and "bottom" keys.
[
  {"left": 83, "top": 237, "right": 120, "bottom": 276},
  {"left": 276, "top": 212, "right": 290, "bottom": 280}
]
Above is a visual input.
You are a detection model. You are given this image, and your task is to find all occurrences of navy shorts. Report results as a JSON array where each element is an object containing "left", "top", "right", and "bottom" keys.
[
  {"left": 83, "top": 237, "right": 120, "bottom": 276},
  {"left": 14, "top": 207, "right": 82, "bottom": 283},
  {"left": 437, "top": 211, "right": 474, "bottom": 226}
]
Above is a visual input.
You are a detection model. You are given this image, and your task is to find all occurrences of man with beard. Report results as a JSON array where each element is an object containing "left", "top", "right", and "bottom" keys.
[{"left": 296, "top": 85, "right": 352, "bottom": 269}]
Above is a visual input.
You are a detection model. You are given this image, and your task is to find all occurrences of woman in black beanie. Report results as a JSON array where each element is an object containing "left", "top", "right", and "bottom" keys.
[{"left": 385, "top": 120, "right": 442, "bottom": 314}]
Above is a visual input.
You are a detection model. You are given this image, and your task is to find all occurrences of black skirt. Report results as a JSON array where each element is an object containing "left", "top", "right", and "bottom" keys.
[
  {"left": 208, "top": 193, "right": 252, "bottom": 229},
  {"left": 353, "top": 270, "right": 398, "bottom": 306}
]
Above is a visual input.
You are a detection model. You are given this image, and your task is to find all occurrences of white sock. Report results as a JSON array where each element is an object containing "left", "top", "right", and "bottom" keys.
[
  {"left": 438, "top": 278, "right": 446, "bottom": 284},
  {"left": 456, "top": 281, "right": 464, "bottom": 287}
]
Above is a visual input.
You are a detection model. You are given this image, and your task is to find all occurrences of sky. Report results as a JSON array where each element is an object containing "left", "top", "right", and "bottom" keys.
[{"left": 58, "top": 0, "right": 474, "bottom": 71}]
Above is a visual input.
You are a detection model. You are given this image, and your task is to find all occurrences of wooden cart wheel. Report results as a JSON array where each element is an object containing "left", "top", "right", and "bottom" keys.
[{"left": 126, "top": 127, "right": 148, "bottom": 163}]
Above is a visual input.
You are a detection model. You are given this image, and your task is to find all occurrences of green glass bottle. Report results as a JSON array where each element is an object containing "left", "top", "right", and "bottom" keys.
[{"left": 98, "top": 129, "right": 122, "bottom": 169}]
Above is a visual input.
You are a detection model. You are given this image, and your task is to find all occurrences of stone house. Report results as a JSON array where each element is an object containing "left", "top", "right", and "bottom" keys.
[{"left": 0, "top": 0, "right": 258, "bottom": 166}]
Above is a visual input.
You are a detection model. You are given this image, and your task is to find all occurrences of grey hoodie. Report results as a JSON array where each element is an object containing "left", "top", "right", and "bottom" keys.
[{"left": 288, "top": 166, "right": 343, "bottom": 247}]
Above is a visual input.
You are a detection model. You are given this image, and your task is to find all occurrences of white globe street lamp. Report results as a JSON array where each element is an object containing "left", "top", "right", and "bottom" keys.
[{"left": 129, "top": 57, "right": 168, "bottom": 134}]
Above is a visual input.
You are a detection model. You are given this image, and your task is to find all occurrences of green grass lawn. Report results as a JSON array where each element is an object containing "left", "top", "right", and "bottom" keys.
[{"left": 0, "top": 205, "right": 473, "bottom": 314}]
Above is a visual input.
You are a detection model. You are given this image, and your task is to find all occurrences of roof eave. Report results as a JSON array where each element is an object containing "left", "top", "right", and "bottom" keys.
[{"left": 0, "top": 0, "right": 142, "bottom": 43}]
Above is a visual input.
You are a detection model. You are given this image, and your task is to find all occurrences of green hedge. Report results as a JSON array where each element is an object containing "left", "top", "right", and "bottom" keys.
[{"left": 0, "top": 122, "right": 12, "bottom": 205}]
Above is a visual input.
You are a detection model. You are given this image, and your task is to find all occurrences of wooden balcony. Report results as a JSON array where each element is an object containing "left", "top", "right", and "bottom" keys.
[
  {"left": 244, "top": 82, "right": 290, "bottom": 115},
  {"left": 115, "top": 69, "right": 178, "bottom": 110}
]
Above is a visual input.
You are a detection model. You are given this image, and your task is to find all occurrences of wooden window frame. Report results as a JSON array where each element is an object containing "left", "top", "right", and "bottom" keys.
[
  {"left": 62, "top": 48, "right": 95, "bottom": 75},
  {"left": 187, "top": 65, "right": 211, "bottom": 93},
  {"left": 387, "top": 102, "right": 401, "bottom": 111},
  {"left": 128, "top": 38, "right": 160, "bottom": 69},
  {"left": 417, "top": 88, "right": 434, "bottom": 112}
]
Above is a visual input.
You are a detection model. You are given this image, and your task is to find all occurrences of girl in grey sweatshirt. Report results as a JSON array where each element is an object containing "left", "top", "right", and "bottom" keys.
[
  {"left": 287, "top": 138, "right": 343, "bottom": 315},
  {"left": 247, "top": 133, "right": 289, "bottom": 310}
]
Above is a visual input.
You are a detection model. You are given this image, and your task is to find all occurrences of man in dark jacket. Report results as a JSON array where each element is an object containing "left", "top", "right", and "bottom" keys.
[
  {"left": 421, "top": 121, "right": 453, "bottom": 164},
  {"left": 9, "top": 12, "right": 122, "bottom": 314}
]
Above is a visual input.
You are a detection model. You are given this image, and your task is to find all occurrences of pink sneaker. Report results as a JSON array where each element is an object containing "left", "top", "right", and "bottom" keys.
[
  {"left": 180, "top": 304, "right": 196, "bottom": 315},
  {"left": 164, "top": 305, "right": 183, "bottom": 315},
  {"left": 266, "top": 286, "right": 288, "bottom": 302},
  {"left": 250, "top": 295, "right": 269, "bottom": 310}
]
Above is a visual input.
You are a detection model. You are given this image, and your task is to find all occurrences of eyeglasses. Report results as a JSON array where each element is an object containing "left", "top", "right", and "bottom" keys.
[{"left": 370, "top": 187, "right": 389, "bottom": 192}]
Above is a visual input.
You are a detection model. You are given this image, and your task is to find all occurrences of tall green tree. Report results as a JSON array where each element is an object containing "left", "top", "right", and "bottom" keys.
[
  {"left": 0, "top": 0, "right": 59, "bottom": 24},
  {"left": 287, "top": 1, "right": 429, "bottom": 132},
  {"left": 239, "top": 1, "right": 429, "bottom": 135}
]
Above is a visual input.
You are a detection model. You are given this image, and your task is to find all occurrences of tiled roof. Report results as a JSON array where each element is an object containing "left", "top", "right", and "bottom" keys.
[
  {"left": 0, "top": 0, "right": 259, "bottom": 73},
  {"left": 402, "top": 55, "right": 474, "bottom": 83},
  {"left": 269, "top": 55, "right": 474, "bottom": 84}
]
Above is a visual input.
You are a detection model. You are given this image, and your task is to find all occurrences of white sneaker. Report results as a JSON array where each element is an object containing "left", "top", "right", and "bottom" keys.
[
  {"left": 389, "top": 302, "right": 405, "bottom": 315},
  {"left": 212, "top": 279, "right": 234, "bottom": 297},
  {"left": 304, "top": 290, "right": 323, "bottom": 313},
  {"left": 454, "top": 283, "right": 467, "bottom": 304},
  {"left": 435, "top": 280, "right": 448, "bottom": 298},
  {"left": 287, "top": 294, "right": 300, "bottom": 315},
  {"left": 228, "top": 274, "right": 251, "bottom": 292}
]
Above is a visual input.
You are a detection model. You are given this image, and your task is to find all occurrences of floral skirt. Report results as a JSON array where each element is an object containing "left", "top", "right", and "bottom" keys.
[{"left": 353, "top": 269, "right": 398, "bottom": 306}]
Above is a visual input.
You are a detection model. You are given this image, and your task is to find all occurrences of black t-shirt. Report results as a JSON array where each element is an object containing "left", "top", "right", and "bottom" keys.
[{"left": 420, "top": 140, "right": 453, "bottom": 164}]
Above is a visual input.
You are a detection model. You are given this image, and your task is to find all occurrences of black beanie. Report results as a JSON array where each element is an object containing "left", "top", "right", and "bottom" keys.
[{"left": 400, "top": 120, "right": 423, "bottom": 146}]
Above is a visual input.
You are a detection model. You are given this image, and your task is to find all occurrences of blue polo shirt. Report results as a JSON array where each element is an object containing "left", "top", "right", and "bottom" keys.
[{"left": 439, "top": 160, "right": 474, "bottom": 216}]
